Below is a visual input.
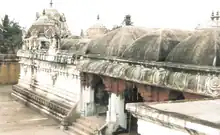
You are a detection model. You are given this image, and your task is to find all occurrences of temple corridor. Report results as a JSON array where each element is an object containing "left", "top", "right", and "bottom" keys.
[{"left": 0, "top": 85, "right": 68, "bottom": 135}]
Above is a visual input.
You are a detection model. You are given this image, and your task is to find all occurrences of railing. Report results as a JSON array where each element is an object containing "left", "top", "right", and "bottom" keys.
[
  {"left": 61, "top": 101, "right": 80, "bottom": 130},
  {"left": 96, "top": 122, "right": 108, "bottom": 135}
]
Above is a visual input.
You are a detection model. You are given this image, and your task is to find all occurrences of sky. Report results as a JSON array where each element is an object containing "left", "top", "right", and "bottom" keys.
[{"left": 0, "top": 0, "right": 219, "bottom": 35}]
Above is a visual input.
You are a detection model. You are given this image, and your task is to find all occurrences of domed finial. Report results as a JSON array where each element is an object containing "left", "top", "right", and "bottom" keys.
[
  {"left": 43, "top": 9, "right": 46, "bottom": 15},
  {"left": 50, "top": 0, "right": 53, "bottom": 7},
  {"left": 217, "top": 11, "right": 219, "bottom": 20},
  {"left": 211, "top": 11, "right": 215, "bottom": 20},
  {"left": 97, "top": 14, "right": 100, "bottom": 21}
]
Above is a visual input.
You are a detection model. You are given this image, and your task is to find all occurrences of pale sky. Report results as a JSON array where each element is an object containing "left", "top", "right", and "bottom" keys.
[{"left": 0, "top": 0, "right": 219, "bottom": 35}]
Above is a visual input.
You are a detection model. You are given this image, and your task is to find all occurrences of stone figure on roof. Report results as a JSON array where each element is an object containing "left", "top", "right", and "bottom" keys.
[
  {"left": 36, "top": 12, "right": 40, "bottom": 20},
  {"left": 122, "top": 15, "right": 133, "bottom": 26},
  {"left": 60, "top": 13, "right": 66, "bottom": 22}
]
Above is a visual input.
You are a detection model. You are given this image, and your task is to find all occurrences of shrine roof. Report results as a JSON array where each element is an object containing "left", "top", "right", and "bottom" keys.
[
  {"left": 121, "top": 29, "right": 191, "bottom": 61},
  {"left": 84, "top": 26, "right": 151, "bottom": 56},
  {"left": 60, "top": 38, "right": 91, "bottom": 53},
  {"left": 166, "top": 29, "right": 220, "bottom": 66},
  {"left": 126, "top": 99, "right": 220, "bottom": 134}
]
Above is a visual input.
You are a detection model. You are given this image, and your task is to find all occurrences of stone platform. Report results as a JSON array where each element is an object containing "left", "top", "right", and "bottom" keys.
[
  {"left": 0, "top": 85, "right": 68, "bottom": 135},
  {"left": 127, "top": 99, "right": 220, "bottom": 135}
]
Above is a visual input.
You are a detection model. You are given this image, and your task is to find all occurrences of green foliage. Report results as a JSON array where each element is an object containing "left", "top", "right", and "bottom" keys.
[{"left": 1, "top": 14, "right": 23, "bottom": 54}]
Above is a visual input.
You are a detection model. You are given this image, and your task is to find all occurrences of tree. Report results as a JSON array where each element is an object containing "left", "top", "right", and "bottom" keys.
[{"left": 1, "top": 15, "right": 23, "bottom": 53}]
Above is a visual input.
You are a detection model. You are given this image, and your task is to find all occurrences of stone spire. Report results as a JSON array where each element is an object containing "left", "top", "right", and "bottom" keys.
[
  {"left": 97, "top": 14, "right": 100, "bottom": 21},
  {"left": 80, "top": 29, "right": 84, "bottom": 37},
  {"left": 50, "top": 0, "right": 53, "bottom": 8},
  {"left": 43, "top": 9, "right": 46, "bottom": 15}
]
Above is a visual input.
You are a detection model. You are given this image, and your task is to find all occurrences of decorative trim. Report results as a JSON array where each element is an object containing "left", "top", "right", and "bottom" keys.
[
  {"left": 127, "top": 103, "right": 220, "bottom": 135},
  {"left": 12, "top": 85, "right": 72, "bottom": 119}
]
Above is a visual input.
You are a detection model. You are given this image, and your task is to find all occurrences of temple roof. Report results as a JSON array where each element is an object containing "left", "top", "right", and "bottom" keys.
[
  {"left": 121, "top": 29, "right": 191, "bottom": 61},
  {"left": 166, "top": 29, "right": 220, "bottom": 66},
  {"left": 84, "top": 26, "right": 150, "bottom": 56},
  {"left": 60, "top": 38, "right": 91, "bottom": 53}
]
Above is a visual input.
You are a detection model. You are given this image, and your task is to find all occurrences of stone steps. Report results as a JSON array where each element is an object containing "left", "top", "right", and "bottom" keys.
[
  {"left": 68, "top": 126, "right": 90, "bottom": 135},
  {"left": 66, "top": 116, "right": 106, "bottom": 135},
  {"left": 73, "top": 122, "right": 94, "bottom": 133}
]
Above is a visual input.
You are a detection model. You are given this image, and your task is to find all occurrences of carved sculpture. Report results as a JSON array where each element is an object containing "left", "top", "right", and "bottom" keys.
[
  {"left": 36, "top": 12, "right": 40, "bottom": 20},
  {"left": 51, "top": 72, "right": 58, "bottom": 85}
]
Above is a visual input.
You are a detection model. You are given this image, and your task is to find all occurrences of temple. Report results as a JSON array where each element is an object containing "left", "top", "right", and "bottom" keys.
[{"left": 11, "top": 1, "right": 220, "bottom": 135}]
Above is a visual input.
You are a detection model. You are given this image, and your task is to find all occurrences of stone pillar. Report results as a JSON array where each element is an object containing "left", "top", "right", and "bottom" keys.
[
  {"left": 81, "top": 86, "right": 95, "bottom": 116},
  {"left": 106, "top": 93, "right": 127, "bottom": 133},
  {"left": 115, "top": 94, "right": 127, "bottom": 129}
]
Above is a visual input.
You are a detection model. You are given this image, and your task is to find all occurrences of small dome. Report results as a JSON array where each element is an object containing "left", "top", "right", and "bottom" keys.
[
  {"left": 166, "top": 29, "right": 220, "bottom": 66},
  {"left": 44, "top": 8, "right": 61, "bottom": 21},
  {"left": 84, "top": 26, "right": 149, "bottom": 57},
  {"left": 86, "top": 15, "right": 108, "bottom": 39},
  {"left": 121, "top": 29, "right": 191, "bottom": 61},
  {"left": 32, "top": 14, "right": 53, "bottom": 26}
]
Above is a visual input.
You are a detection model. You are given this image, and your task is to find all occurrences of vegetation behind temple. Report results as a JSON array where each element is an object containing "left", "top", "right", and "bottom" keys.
[{"left": 0, "top": 14, "right": 23, "bottom": 54}]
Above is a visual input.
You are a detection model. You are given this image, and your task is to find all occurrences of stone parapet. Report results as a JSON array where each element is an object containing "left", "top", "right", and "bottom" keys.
[
  {"left": 17, "top": 49, "right": 79, "bottom": 65},
  {"left": 78, "top": 58, "right": 220, "bottom": 97}
]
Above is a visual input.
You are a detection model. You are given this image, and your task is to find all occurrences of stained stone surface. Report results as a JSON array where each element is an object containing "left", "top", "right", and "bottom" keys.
[
  {"left": 0, "top": 85, "right": 68, "bottom": 135},
  {"left": 148, "top": 99, "right": 220, "bottom": 124}
]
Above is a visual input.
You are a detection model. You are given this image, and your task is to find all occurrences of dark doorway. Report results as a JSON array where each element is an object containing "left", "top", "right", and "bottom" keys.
[
  {"left": 124, "top": 86, "right": 143, "bottom": 134},
  {"left": 92, "top": 75, "right": 109, "bottom": 116},
  {"left": 169, "top": 90, "right": 185, "bottom": 101}
]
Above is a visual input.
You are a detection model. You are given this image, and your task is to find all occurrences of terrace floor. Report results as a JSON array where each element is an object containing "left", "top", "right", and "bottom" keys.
[{"left": 0, "top": 85, "right": 68, "bottom": 135}]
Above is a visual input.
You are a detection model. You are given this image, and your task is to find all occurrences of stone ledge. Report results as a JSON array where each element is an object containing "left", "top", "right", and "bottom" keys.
[
  {"left": 126, "top": 102, "right": 220, "bottom": 135},
  {"left": 12, "top": 85, "right": 72, "bottom": 122},
  {"left": 17, "top": 50, "right": 77, "bottom": 64},
  {"left": 0, "top": 54, "right": 18, "bottom": 62}
]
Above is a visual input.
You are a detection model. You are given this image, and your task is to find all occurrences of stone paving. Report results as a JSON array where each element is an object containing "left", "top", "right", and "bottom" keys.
[{"left": 0, "top": 85, "right": 68, "bottom": 135}]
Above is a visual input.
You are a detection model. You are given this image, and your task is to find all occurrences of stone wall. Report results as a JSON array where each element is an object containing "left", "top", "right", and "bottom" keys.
[
  {"left": 0, "top": 54, "right": 19, "bottom": 84},
  {"left": 12, "top": 50, "right": 81, "bottom": 121}
]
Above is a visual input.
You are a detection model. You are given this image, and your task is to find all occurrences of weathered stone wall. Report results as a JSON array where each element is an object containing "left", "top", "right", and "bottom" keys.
[
  {"left": 0, "top": 54, "right": 19, "bottom": 84},
  {"left": 12, "top": 50, "right": 81, "bottom": 121}
]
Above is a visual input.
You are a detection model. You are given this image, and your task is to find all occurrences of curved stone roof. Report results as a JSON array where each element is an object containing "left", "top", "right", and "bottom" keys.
[
  {"left": 60, "top": 38, "right": 91, "bottom": 53},
  {"left": 121, "top": 29, "right": 191, "bottom": 61},
  {"left": 32, "top": 15, "right": 53, "bottom": 25},
  {"left": 44, "top": 8, "right": 61, "bottom": 20},
  {"left": 84, "top": 26, "right": 150, "bottom": 56},
  {"left": 166, "top": 29, "right": 220, "bottom": 66}
]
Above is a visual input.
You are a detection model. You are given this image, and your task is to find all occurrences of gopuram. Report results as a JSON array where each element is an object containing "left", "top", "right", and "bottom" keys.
[{"left": 12, "top": 1, "right": 220, "bottom": 135}]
